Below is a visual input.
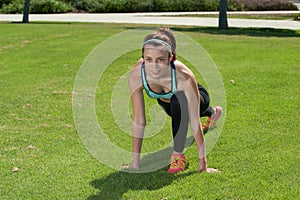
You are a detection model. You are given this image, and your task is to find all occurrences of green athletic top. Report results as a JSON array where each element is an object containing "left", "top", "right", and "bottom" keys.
[{"left": 141, "top": 61, "right": 177, "bottom": 99}]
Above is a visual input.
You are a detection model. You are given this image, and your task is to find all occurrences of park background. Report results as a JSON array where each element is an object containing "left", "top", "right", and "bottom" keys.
[
  {"left": 0, "top": 0, "right": 299, "bottom": 14},
  {"left": 1, "top": 0, "right": 300, "bottom": 199}
]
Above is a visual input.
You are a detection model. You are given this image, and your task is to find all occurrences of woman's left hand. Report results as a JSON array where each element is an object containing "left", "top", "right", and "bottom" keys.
[
  {"left": 204, "top": 168, "right": 220, "bottom": 173},
  {"left": 198, "top": 167, "right": 220, "bottom": 173}
]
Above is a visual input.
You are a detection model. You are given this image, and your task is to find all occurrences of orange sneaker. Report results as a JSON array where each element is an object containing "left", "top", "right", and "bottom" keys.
[
  {"left": 202, "top": 124, "right": 209, "bottom": 134},
  {"left": 168, "top": 153, "right": 186, "bottom": 174},
  {"left": 202, "top": 106, "right": 223, "bottom": 133}
]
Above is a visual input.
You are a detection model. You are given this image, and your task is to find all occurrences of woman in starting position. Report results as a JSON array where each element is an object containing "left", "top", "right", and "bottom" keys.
[{"left": 127, "top": 27, "right": 222, "bottom": 174}]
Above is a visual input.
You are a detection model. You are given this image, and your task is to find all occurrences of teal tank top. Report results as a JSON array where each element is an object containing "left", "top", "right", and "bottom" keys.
[{"left": 141, "top": 61, "right": 177, "bottom": 99}]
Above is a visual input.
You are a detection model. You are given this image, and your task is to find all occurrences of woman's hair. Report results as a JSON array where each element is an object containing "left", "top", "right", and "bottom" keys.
[{"left": 142, "top": 27, "right": 177, "bottom": 61}]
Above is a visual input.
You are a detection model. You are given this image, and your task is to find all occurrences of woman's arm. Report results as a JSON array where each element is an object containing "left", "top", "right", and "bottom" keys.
[
  {"left": 130, "top": 89, "right": 145, "bottom": 169},
  {"left": 127, "top": 63, "right": 145, "bottom": 169},
  {"left": 183, "top": 78, "right": 208, "bottom": 171},
  {"left": 178, "top": 63, "right": 219, "bottom": 173}
]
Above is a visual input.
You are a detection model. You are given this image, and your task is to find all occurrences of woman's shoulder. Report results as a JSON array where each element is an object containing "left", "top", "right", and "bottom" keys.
[
  {"left": 130, "top": 59, "right": 143, "bottom": 77},
  {"left": 174, "top": 60, "right": 198, "bottom": 91},
  {"left": 129, "top": 59, "right": 143, "bottom": 90},
  {"left": 174, "top": 60, "right": 195, "bottom": 79}
]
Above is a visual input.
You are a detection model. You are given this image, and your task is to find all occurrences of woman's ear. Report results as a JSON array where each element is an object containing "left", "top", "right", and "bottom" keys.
[{"left": 169, "top": 54, "right": 174, "bottom": 62}]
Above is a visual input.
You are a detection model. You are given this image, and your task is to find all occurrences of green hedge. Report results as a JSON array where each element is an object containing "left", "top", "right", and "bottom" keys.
[
  {"left": 72, "top": 0, "right": 220, "bottom": 13},
  {"left": 0, "top": 0, "right": 14, "bottom": 8},
  {"left": 30, "top": 0, "right": 73, "bottom": 13},
  {"left": 228, "top": 0, "right": 297, "bottom": 11},
  {"left": 0, "top": 0, "right": 22, "bottom": 13},
  {"left": 0, "top": 0, "right": 297, "bottom": 14},
  {"left": 1, "top": 0, "right": 73, "bottom": 13}
]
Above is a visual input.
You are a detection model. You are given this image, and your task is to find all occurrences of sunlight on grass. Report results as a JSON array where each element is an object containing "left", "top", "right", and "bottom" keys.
[{"left": 0, "top": 23, "right": 299, "bottom": 199}]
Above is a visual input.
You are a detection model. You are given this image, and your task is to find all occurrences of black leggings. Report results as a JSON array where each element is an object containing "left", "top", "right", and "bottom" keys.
[
  {"left": 157, "top": 84, "right": 214, "bottom": 153},
  {"left": 197, "top": 84, "right": 214, "bottom": 117}
]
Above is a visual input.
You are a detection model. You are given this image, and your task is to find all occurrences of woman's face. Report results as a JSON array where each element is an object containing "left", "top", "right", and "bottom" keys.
[{"left": 143, "top": 44, "right": 171, "bottom": 79}]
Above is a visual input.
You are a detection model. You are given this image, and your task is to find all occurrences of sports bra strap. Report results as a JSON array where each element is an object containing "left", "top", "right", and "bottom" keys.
[{"left": 141, "top": 62, "right": 177, "bottom": 99}]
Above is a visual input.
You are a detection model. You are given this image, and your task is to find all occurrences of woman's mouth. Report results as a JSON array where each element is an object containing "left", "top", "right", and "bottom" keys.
[{"left": 152, "top": 69, "right": 160, "bottom": 74}]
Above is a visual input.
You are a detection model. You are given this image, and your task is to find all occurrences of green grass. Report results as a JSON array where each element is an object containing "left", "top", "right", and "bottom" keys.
[{"left": 0, "top": 22, "right": 299, "bottom": 199}]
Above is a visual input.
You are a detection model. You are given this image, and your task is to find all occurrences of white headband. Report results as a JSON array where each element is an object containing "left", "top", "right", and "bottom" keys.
[{"left": 143, "top": 39, "right": 172, "bottom": 53}]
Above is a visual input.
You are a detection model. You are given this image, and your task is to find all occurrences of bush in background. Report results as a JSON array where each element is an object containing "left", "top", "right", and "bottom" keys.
[
  {"left": 30, "top": 0, "right": 73, "bottom": 13},
  {"left": 73, "top": 0, "right": 105, "bottom": 12},
  {"left": 72, "top": 0, "right": 219, "bottom": 13},
  {"left": 0, "top": 0, "right": 22, "bottom": 13},
  {"left": 0, "top": 0, "right": 14, "bottom": 8},
  {"left": 1, "top": 0, "right": 73, "bottom": 13},
  {"left": 0, "top": 0, "right": 297, "bottom": 14},
  {"left": 228, "top": 0, "right": 297, "bottom": 11}
]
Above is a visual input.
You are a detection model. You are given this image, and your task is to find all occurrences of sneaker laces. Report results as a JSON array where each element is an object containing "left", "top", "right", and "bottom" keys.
[{"left": 169, "top": 155, "right": 185, "bottom": 168}]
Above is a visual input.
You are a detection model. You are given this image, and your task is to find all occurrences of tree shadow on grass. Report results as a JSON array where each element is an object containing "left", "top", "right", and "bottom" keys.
[
  {"left": 171, "top": 26, "right": 300, "bottom": 38},
  {"left": 88, "top": 137, "right": 196, "bottom": 200}
]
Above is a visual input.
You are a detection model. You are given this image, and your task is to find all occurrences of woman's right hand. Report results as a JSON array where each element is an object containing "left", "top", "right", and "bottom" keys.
[{"left": 121, "top": 163, "right": 139, "bottom": 172}]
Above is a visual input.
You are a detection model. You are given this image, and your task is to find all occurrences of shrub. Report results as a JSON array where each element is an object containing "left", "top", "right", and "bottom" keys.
[
  {"left": 0, "top": 0, "right": 13, "bottom": 8},
  {"left": 103, "top": 0, "right": 122, "bottom": 12},
  {"left": 1, "top": 0, "right": 74, "bottom": 14},
  {"left": 73, "top": 0, "right": 105, "bottom": 12},
  {"left": 30, "top": 0, "right": 73, "bottom": 14},
  {"left": 72, "top": 0, "right": 219, "bottom": 13},
  {"left": 124, "top": 0, "right": 153, "bottom": 12},
  {"left": 0, "top": 0, "right": 22, "bottom": 13},
  {"left": 1, "top": 0, "right": 297, "bottom": 14},
  {"left": 228, "top": 0, "right": 244, "bottom": 11},
  {"left": 229, "top": 0, "right": 297, "bottom": 11},
  {"left": 203, "top": 0, "right": 219, "bottom": 11}
]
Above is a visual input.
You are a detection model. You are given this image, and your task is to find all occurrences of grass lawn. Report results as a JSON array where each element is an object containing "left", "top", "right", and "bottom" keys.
[{"left": 0, "top": 22, "right": 299, "bottom": 199}]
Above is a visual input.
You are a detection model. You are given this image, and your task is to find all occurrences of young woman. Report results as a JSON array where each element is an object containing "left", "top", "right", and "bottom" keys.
[{"left": 127, "top": 27, "right": 222, "bottom": 174}]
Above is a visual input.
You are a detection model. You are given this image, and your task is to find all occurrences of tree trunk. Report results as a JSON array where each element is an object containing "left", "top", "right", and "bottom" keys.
[
  {"left": 219, "top": 0, "right": 228, "bottom": 29},
  {"left": 22, "top": 0, "right": 30, "bottom": 23}
]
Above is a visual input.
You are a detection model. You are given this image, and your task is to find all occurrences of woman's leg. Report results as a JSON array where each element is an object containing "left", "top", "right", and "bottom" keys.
[
  {"left": 198, "top": 83, "right": 223, "bottom": 132},
  {"left": 198, "top": 83, "right": 214, "bottom": 117},
  {"left": 157, "top": 91, "right": 188, "bottom": 153}
]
